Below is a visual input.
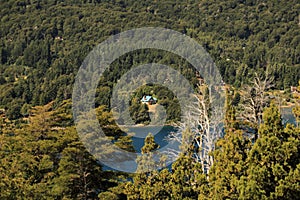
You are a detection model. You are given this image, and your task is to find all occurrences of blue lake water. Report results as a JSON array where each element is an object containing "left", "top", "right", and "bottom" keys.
[
  {"left": 126, "top": 125, "right": 177, "bottom": 152},
  {"left": 102, "top": 125, "right": 178, "bottom": 171},
  {"left": 124, "top": 108, "right": 296, "bottom": 155},
  {"left": 102, "top": 108, "right": 296, "bottom": 171},
  {"left": 281, "top": 107, "right": 296, "bottom": 125}
]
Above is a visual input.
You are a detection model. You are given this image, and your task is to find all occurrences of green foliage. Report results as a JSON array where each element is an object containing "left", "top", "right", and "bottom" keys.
[
  {"left": 0, "top": 0, "right": 299, "bottom": 119},
  {"left": 136, "top": 133, "right": 162, "bottom": 173},
  {"left": 0, "top": 102, "right": 129, "bottom": 199},
  {"left": 121, "top": 133, "right": 169, "bottom": 199},
  {"left": 209, "top": 96, "right": 250, "bottom": 199},
  {"left": 111, "top": 134, "right": 208, "bottom": 200},
  {"left": 170, "top": 155, "right": 208, "bottom": 199},
  {"left": 1, "top": 88, "right": 299, "bottom": 199},
  {"left": 238, "top": 104, "right": 300, "bottom": 199},
  {"left": 105, "top": 102, "right": 300, "bottom": 199},
  {"left": 0, "top": 0, "right": 300, "bottom": 199},
  {"left": 129, "top": 98, "right": 151, "bottom": 125},
  {"left": 127, "top": 84, "right": 181, "bottom": 124},
  {"left": 52, "top": 142, "right": 102, "bottom": 199}
]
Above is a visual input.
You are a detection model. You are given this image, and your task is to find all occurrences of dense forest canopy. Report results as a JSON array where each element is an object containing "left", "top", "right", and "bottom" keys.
[
  {"left": 0, "top": 0, "right": 299, "bottom": 119},
  {"left": 0, "top": 0, "right": 300, "bottom": 199}
]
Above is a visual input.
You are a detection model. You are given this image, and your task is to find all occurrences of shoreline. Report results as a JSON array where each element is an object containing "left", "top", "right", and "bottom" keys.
[
  {"left": 118, "top": 123, "right": 175, "bottom": 128},
  {"left": 280, "top": 104, "right": 295, "bottom": 108}
]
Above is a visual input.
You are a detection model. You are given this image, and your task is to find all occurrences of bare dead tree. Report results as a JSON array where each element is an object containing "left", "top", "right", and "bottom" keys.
[
  {"left": 237, "top": 73, "right": 274, "bottom": 137},
  {"left": 167, "top": 88, "right": 223, "bottom": 174}
]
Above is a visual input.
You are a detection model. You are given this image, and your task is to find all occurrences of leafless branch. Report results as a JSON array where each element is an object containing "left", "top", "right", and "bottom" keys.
[{"left": 167, "top": 91, "right": 224, "bottom": 174}]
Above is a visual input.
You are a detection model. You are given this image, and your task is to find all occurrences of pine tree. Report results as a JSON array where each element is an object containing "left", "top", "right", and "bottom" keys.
[
  {"left": 240, "top": 104, "right": 300, "bottom": 199},
  {"left": 120, "top": 131, "right": 209, "bottom": 200},
  {"left": 52, "top": 141, "right": 103, "bottom": 199},
  {"left": 120, "top": 133, "right": 162, "bottom": 199},
  {"left": 209, "top": 90, "right": 250, "bottom": 199},
  {"left": 170, "top": 154, "right": 208, "bottom": 200}
]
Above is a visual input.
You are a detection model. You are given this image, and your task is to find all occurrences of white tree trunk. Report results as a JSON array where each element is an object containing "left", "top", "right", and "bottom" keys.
[{"left": 168, "top": 91, "right": 223, "bottom": 174}]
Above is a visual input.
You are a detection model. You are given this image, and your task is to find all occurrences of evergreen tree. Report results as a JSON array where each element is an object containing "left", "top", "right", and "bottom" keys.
[
  {"left": 170, "top": 154, "right": 208, "bottom": 200},
  {"left": 239, "top": 104, "right": 300, "bottom": 199},
  {"left": 209, "top": 90, "right": 250, "bottom": 199},
  {"left": 52, "top": 141, "right": 103, "bottom": 199}
]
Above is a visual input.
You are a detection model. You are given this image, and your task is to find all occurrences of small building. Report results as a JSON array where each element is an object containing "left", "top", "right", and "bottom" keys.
[{"left": 141, "top": 95, "right": 157, "bottom": 105}]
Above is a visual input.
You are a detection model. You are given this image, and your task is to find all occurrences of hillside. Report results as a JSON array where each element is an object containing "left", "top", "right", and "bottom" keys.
[
  {"left": 0, "top": 0, "right": 299, "bottom": 119},
  {"left": 0, "top": 1, "right": 300, "bottom": 199}
]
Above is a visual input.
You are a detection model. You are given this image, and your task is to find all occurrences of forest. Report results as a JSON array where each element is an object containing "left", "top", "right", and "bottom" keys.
[{"left": 0, "top": 0, "right": 300, "bottom": 199}]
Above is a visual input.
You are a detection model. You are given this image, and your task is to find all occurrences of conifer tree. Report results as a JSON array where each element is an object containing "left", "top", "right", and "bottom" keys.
[
  {"left": 52, "top": 141, "right": 103, "bottom": 199},
  {"left": 239, "top": 104, "right": 300, "bottom": 199},
  {"left": 170, "top": 154, "right": 208, "bottom": 200},
  {"left": 209, "top": 89, "right": 250, "bottom": 199},
  {"left": 123, "top": 133, "right": 163, "bottom": 199}
]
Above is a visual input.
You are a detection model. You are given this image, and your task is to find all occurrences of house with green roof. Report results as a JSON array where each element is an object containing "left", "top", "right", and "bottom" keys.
[{"left": 141, "top": 95, "right": 157, "bottom": 105}]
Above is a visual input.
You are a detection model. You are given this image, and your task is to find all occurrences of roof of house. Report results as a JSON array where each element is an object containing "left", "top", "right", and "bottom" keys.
[{"left": 141, "top": 95, "right": 157, "bottom": 102}]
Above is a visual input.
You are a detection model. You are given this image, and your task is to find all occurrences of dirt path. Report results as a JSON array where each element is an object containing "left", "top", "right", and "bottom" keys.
[{"left": 148, "top": 104, "right": 158, "bottom": 113}]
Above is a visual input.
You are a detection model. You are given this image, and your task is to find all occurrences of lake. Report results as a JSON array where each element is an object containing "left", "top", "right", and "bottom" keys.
[
  {"left": 102, "top": 109, "right": 296, "bottom": 171},
  {"left": 126, "top": 125, "right": 177, "bottom": 152},
  {"left": 122, "top": 108, "right": 296, "bottom": 155},
  {"left": 281, "top": 107, "right": 297, "bottom": 125},
  {"left": 102, "top": 125, "right": 179, "bottom": 171}
]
